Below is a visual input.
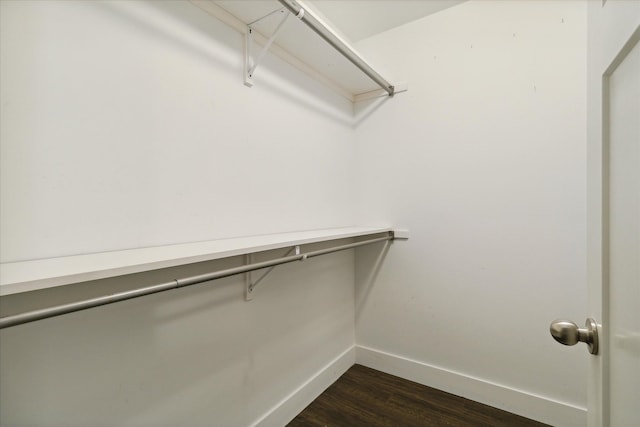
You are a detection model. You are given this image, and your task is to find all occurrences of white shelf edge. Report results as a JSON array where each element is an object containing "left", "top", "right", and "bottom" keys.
[{"left": 0, "top": 227, "right": 392, "bottom": 296}]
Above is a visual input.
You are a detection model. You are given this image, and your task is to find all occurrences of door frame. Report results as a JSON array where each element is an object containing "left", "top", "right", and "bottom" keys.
[
  {"left": 601, "top": 22, "right": 640, "bottom": 427},
  {"left": 587, "top": 4, "right": 640, "bottom": 422}
]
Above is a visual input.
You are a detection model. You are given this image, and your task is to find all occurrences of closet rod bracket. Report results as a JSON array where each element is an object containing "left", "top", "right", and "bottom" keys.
[
  {"left": 245, "top": 245, "right": 299, "bottom": 300},
  {"left": 244, "top": 7, "right": 292, "bottom": 87}
]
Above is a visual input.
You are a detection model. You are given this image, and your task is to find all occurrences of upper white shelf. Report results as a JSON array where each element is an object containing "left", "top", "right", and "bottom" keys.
[
  {"left": 190, "top": 0, "right": 396, "bottom": 101},
  {"left": 0, "top": 227, "right": 392, "bottom": 296}
]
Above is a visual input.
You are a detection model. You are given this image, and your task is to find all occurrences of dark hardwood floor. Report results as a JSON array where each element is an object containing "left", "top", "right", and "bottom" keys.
[{"left": 287, "top": 364, "right": 549, "bottom": 427}]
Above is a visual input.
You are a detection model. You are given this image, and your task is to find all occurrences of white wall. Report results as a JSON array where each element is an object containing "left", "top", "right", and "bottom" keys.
[
  {"left": 0, "top": 246, "right": 356, "bottom": 427},
  {"left": 353, "top": 2, "right": 588, "bottom": 426},
  {"left": 0, "top": 0, "right": 356, "bottom": 263},
  {"left": 0, "top": 1, "right": 358, "bottom": 425}
]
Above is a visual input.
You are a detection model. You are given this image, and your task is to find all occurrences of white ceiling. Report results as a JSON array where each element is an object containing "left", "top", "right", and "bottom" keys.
[{"left": 308, "top": 0, "right": 467, "bottom": 42}]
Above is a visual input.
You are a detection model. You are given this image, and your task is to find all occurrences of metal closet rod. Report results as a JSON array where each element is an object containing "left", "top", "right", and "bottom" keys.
[
  {"left": 276, "top": 0, "right": 395, "bottom": 97},
  {"left": 0, "top": 233, "right": 394, "bottom": 329}
]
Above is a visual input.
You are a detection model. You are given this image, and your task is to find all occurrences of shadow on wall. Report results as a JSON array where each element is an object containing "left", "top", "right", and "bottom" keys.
[
  {"left": 108, "top": 0, "right": 358, "bottom": 127},
  {"left": 353, "top": 95, "right": 391, "bottom": 128},
  {"left": 355, "top": 240, "right": 392, "bottom": 321},
  {"left": 97, "top": 0, "right": 238, "bottom": 80}
]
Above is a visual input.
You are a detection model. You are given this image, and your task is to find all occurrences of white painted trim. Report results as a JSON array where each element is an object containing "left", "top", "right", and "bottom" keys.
[
  {"left": 356, "top": 345, "right": 586, "bottom": 427},
  {"left": 252, "top": 346, "right": 356, "bottom": 427}
]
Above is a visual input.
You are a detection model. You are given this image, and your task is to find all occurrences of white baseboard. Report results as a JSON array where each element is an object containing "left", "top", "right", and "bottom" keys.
[
  {"left": 356, "top": 345, "right": 586, "bottom": 427},
  {"left": 252, "top": 346, "right": 356, "bottom": 427}
]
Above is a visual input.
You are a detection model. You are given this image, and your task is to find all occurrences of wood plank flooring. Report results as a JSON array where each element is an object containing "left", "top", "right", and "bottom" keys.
[{"left": 287, "top": 365, "right": 549, "bottom": 427}]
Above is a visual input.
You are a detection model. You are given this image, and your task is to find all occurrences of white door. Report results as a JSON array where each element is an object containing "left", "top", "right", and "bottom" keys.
[
  {"left": 585, "top": 2, "right": 640, "bottom": 426},
  {"left": 604, "top": 33, "right": 640, "bottom": 427}
]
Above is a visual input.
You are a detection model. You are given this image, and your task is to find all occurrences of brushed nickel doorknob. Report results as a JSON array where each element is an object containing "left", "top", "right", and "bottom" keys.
[{"left": 550, "top": 318, "right": 599, "bottom": 355}]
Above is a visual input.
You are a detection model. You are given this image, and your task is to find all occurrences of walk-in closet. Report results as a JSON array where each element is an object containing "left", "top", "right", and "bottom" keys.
[{"left": 1, "top": 1, "right": 638, "bottom": 426}]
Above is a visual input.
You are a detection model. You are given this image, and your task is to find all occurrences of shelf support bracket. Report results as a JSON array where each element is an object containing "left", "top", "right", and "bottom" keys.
[
  {"left": 244, "top": 7, "right": 296, "bottom": 87},
  {"left": 245, "top": 245, "right": 299, "bottom": 300}
]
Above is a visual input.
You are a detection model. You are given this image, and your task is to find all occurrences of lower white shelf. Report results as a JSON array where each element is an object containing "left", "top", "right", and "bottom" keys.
[{"left": 0, "top": 227, "right": 392, "bottom": 296}]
